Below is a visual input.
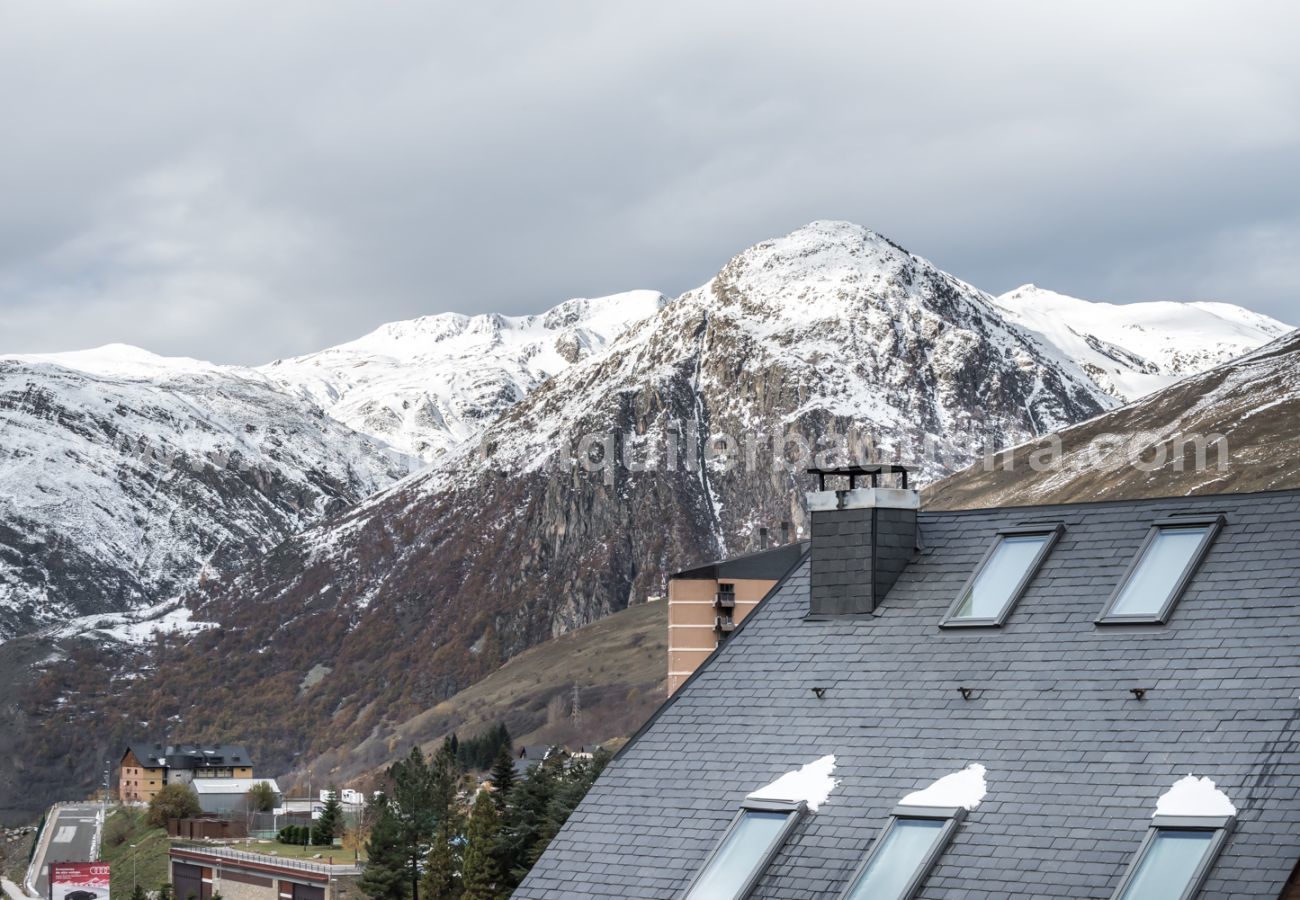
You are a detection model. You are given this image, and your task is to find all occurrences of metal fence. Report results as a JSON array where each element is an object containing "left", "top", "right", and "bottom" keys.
[{"left": 170, "top": 843, "right": 364, "bottom": 876}]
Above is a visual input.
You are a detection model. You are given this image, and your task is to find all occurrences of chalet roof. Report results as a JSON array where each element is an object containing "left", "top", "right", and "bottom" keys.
[
  {"left": 517, "top": 489, "right": 1300, "bottom": 899},
  {"left": 121, "top": 743, "right": 253, "bottom": 770}
]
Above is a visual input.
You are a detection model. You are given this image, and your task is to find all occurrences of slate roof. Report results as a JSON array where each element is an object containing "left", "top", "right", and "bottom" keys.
[
  {"left": 516, "top": 490, "right": 1300, "bottom": 899},
  {"left": 122, "top": 742, "right": 253, "bottom": 770},
  {"left": 673, "top": 540, "right": 811, "bottom": 581}
]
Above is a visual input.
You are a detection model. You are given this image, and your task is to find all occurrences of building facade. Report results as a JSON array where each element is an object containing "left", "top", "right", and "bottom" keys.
[
  {"left": 118, "top": 743, "right": 255, "bottom": 804},
  {"left": 667, "top": 541, "right": 807, "bottom": 695}
]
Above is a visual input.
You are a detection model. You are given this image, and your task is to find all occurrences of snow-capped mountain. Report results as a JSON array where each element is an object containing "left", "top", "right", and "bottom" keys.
[
  {"left": 4, "top": 220, "right": 1294, "bottom": 821},
  {"left": 0, "top": 350, "right": 414, "bottom": 639},
  {"left": 76, "top": 223, "right": 1129, "bottom": 782},
  {"left": 994, "top": 285, "right": 1289, "bottom": 401},
  {"left": 261, "top": 291, "right": 669, "bottom": 460}
]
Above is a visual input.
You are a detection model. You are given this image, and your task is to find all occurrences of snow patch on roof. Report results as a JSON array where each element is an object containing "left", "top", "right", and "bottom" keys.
[
  {"left": 899, "top": 763, "right": 987, "bottom": 810},
  {"left": 746, "top": 754, "right": 838, "bottom": 812},
  {"left": 1154, "top": 775, "right": 1236, "bottom": 818}
]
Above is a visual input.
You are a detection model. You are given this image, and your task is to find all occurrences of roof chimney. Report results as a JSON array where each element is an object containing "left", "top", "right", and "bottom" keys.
[
  {"left": 806, "top": 465, "right": 918, "bottom": 618},
  {"left": 781, "top": 521, "right": 791, "bottom": 545}
]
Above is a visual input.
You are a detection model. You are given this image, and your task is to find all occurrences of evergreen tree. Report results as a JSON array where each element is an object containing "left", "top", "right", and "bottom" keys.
[
  {"left": 157, "top": 883, "right": 173, "bottom": 900},
  {"left": 359, "top": 799, "right": 409, "bottom": 900},
  {"left": 495, "top": 763, "right": 555, "bottom": 888},
  {"left": 420, "top": 810, "right": 462, "bottom": 900},
  {"left": 388, "top": 745, "right": 459, "bottom": 900},
  {"left": 488, "top": 746, "right": 515, "bottom": 812},
  {"left": 460, "top": 792, "right": 501, "bottom": 900},
  {"left": 129, "top": 885, "right": 147, "bottom": 900},
  {"left": 313, "top": 790, "right": 344, "bottom": 846}
]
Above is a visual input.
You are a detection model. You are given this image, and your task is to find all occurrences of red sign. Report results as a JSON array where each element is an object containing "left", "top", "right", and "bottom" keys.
[{"left": 49, "top": 863, "right": 110, "bottom": 900}]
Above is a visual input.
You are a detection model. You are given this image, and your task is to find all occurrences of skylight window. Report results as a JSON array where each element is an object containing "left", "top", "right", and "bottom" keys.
[
  {"left": 1099, "top": 516, "right": 1224, "bottom": 624},
  {"left": 1109, "top": 817, "right": 1232, "bottom": 900},
  {"left": 681, "top": 799, "right": 803, "bottom": 900},
  {"left": 942, "top": 524, "right": 1062, "bottom": 627},
  {"left": 840, "top": 808, "right": 963, "bottom": 900}
]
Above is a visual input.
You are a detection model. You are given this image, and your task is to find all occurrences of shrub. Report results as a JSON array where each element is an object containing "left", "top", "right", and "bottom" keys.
[{"left": 147, "top": 784, "right": 200, "bottom": 828}]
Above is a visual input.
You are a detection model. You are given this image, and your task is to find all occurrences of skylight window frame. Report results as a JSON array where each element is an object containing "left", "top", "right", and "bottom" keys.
[
  {"left": 837, "top": 805, "right": 965, "bottom": 900},
  {"left": 940, "top": 523, "right": 1064, "bottom": 628},
  {"left": 1096, "top": 515, "right": 1225, "bottom": 625},
  {"left": 1107, "top": 815, "right": 1234, "bottom": 900},
  {"left": 678, "top": 797, "right": 805, "bottom": 900}
]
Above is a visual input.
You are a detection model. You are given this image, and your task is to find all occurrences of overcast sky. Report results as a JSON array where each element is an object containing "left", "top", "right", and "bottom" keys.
[{"left": 2, "top": 2, "right": 1299, "bottom": 364}]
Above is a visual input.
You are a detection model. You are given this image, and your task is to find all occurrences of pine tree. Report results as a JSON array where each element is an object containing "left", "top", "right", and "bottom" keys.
[
  {"left": 420, "top": 811, "right": 462, "bottom": 900},
  {"left": 359, "top": 799, "right": 410, "bottom": 900},
  {"left": 488, "top": 746, "right": 515, "bottom": 812},
  {"left": 130, "top": 885, "right": 147, "bottom": 900},
  {"left": 314, "top": 790, "right": 344, "bottom": 846},
  {"left": 495, "top": 764, "right": 554, "bottom": 888},
  {"left": 460, "top": 792, "right": 501, "bottom": 900}
]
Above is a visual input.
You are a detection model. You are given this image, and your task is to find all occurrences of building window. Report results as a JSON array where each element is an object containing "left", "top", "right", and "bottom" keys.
[
  {"left": 681, "top": 799, "right": 804, "bottom": 900},
  {"left": 1109, "top": 817, "right": 1232, "bottom": 900},
  {"left": 1098, "top": 516, "right": 1224, "bottom": 624},
  {"left": 942, "top": 524, "right": 1063, "bottom": 627},
  {"left": 840, "top": 807, "right": 963, "bottom": 900}
]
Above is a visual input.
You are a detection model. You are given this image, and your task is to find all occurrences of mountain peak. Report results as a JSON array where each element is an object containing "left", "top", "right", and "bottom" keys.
[{"left": 4, "top": 342, "right": 228, "bottom": 379}]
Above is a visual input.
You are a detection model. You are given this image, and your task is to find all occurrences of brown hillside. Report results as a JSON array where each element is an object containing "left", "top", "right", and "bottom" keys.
[{"left": 287, "top": 600, "right": 667, "bottom": 789}]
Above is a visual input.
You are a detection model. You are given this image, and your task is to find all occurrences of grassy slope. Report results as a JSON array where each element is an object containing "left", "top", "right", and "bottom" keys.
[
  {"left": 100, "top": 808, "right": 169, "bottom": 897},
  {"left": 290, "top": 600, "right": 668, "bottom": 790}
]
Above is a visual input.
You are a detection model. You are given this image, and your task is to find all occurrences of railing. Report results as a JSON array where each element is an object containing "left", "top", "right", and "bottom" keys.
[
  {"left": 170, "top": 843, "right": 365, "bottom": 876},
  {"left": 713, "top": 593, "right": 736, "bottom": 609}
]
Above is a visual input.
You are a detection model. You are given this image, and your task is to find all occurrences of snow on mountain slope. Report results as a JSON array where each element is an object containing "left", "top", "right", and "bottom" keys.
[
  {"left": 0, "top": 355, "right": 414, "bottom": 639},
  {"left": 260, "top": 290, "right": 668, "bottom": 460},
  {"left": 474, "top": 221, "right": 1116, "bottom": 484},
  {"left": 12, "top": 220, "right": 1297, "bottom": 820},
  {"left": 994, "top": 285, "right": 1291, "bottom": 401}
]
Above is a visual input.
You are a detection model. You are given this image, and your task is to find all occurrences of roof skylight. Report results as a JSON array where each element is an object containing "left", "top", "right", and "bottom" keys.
[
  {"left": 681, "top": 800, "right": 803, "bottom": 900},
  {"left": 840, "top": 809, "right": 962, "bottom": 900},
  {"left": 942, "top": 525, "right": 1062, "bottom": 627},
  {"left": 1099, "top": 516, "right": 1224, "bottom": 624},
  {"left": 1109, "top": 818, "right": 1232, "bottom": 900}
]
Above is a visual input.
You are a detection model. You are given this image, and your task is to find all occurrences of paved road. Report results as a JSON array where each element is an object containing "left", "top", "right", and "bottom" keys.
[{"left": 31, "top": 804, "right": 102, "bottom": 898}]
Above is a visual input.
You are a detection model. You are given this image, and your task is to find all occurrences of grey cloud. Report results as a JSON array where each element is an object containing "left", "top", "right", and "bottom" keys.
[{"left": 2, "top": 1, "right": 1299, "bottom": 364}]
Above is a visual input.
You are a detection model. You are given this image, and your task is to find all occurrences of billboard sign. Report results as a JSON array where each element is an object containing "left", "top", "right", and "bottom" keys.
[{"left": 49, "top": 863, "right": 110, "bottom": 900}]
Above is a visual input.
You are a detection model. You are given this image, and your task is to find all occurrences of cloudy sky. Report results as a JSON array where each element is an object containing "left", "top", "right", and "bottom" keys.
[{"left": 3, "top": 2, "right": 1299, "bottom": 364}]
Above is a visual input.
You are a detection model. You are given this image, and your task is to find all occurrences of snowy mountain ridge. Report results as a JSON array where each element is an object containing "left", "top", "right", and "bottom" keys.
[
  {"left": 994, "top": 284, "right": 1289, "bottom": 401},
  {"left": 0, "top": 356, "right": 414, "bottom": 639},
  {"left": 0, "top": 222, "right": 1290, "bottom": 645},
  {"left": 260, "top": 290, "right": 669, "bottom": 460}
]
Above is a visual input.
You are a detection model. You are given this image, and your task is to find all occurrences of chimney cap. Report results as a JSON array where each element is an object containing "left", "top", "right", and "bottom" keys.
[{"left": 807, "top": 464, "right": 910, "bottom": 491}]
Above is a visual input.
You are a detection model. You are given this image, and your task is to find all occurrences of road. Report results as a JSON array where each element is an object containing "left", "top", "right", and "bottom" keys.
[{"left": 30, "top": 804, "right": 102, "bottom": 898}]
